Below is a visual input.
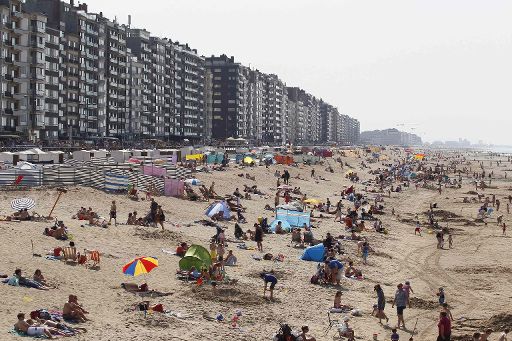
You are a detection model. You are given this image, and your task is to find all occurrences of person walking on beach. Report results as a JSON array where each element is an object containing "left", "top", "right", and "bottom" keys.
[
  {"left": 255, "top": 223, "right": 263, "bottom": 252},
  {"left": 437, "top": 287, "right": 446, "bottom": 305},
  {"left": 448, "top": 234, "right": 453, "bottom": 249},
  {"left": 282, "top": 170, "right": 290, "bottom": 185},
  {"left": 392, "top": 283, "right": 407, "bottom": 329},
  {"left": 109, "top": 200, "right": 117, "bottom": 226},
  {"left": 437, "top": 311, "right": 451, "bottom": 341},
  {"left": 503, "top": 223, "right": 507, "bottom": 235},
  {"left": 373, "top": 284, "right": 389, "bottom": 324}
]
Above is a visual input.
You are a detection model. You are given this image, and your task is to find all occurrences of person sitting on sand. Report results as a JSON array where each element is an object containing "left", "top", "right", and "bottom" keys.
[
  {"left": 126, "top": 212, "right": 133, "bottom": 225},
  {"left": 299, "top": 325, "right": 316, "bottom": 341},
  {"left": 53, "top": 223, "right": 68, "bottom": 240},
  {"left": 274, "top": 221, "right": 285, "bottom": 234},
  {"left": 224, "top": 250, "right": 237, "bottom": 266},
  {"left": 10, "top": 269, "right": 50, "bottom": 290},
  {"left": 291, "top": 228, "right": 302, "bottom": 243},
  {"left": 337, "top": 316, "right": 355, "bottom": 340},
  {"left": 33, "top": 269, "right": 48, "bottom": 287},
  {"left": 14, "top": 313, "right": 62, "bottom": 339},
  {"left": 63, "top": 295, "right": 89, "bottom": 322},
  {"left": 344, "top": 261, "right": 362, "bottom": 278},
  {"left": 176, "top": 242, "right": 188, "bottom": 257},
  {"left": 333, "top": 290, "right": 350, "bottom": 310},
  {"left": 234, "top": 223, "right": 244, "bottom": 239},
  {"left": 211, "top": 210, "right": 224, "bottom": 221}
]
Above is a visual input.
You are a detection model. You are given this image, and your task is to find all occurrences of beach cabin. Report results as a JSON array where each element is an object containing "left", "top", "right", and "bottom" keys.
[
  {"left": 132, "top": 149, "right": 158, "bottom": 158},
  {"left": 156, "top": 149, "right": 180, "bottom": 164},
  {"left": 17, "top": 148, "right": 57, "bottom": 164},
  {"left": 72, "top": 149, "right": 109, "bottom": 162},
  {"left": 111, "top": 150, "right": 133, "bottom": 163},
  {"left": 0, "top": 151, "right": 19, "bottom": 165}
]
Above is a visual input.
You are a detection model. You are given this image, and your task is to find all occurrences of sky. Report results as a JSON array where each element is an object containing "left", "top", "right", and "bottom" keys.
[{"left": 82, "top": 0, "right": 512, "bottom": 145}]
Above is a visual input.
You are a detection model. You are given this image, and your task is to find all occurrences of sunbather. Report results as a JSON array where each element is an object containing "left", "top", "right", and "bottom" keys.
[
  {"left": 9, "top": 269, "right": 50, "bottom": 290},
  {"left": 14, "top": 313, "right": 64, "bottom": 339},
  {"left": 63, "top": 295, "right": 89, "bottom": 322}
]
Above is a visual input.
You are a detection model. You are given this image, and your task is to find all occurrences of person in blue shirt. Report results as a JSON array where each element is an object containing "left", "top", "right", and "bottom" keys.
[
  {"left": 391, "top": 328, "right": 400, "bottom": 341},
  {"left": 328, "top": 258, "right": 344, "bottom": 285},
  {"left": 260, "top": 272, "right": 278, "bottom": 301}
]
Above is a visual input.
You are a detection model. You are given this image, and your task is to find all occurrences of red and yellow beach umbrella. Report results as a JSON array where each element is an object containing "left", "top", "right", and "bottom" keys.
[{"left": 122, "top": 257, "right": 159, "bottom": 277}]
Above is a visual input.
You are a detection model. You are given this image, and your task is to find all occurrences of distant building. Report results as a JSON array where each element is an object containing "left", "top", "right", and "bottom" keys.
[{"left": 360, "top": 128, "right": 421, "bottom": 146}]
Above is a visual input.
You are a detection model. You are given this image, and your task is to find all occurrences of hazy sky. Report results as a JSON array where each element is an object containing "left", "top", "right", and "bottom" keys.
[{"left": 83, "top": 0, "right": 512, "bottom": 145}]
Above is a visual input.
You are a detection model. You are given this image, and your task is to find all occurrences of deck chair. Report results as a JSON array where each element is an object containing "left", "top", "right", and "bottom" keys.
[
  {"left": 13, "top": 175, "right": 24, "bottom": 186},
  {"left": 62, "top": 247, "right": 78, "bottom": 263},
  {"left": 85, "top": 250, "right": 100, "bottom": 268},
  {"left": 324, "top": 311, "right": 340, "bottom": 336}
]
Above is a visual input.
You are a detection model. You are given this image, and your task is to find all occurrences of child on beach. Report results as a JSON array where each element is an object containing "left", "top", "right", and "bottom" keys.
[
  {"left": 414, "top": 221, "right": 421, "bottom": 236},
  {"left": 403, "top": 281, "right": 414, "bottom": 308},
  {"left": 437, "top": 287, "right": 446, "bottom": 305},
  {"left": 362, "top": 242, "right": 369, "bottom": 264},
  {"left": 391, "top": 328, "right": 400, "bottom": 341},
  {"left": 448, "top": 234, "right": 453, "bottom": 248}
]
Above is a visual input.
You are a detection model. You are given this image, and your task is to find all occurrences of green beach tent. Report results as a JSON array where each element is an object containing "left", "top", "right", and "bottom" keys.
[{"left": 178, "top": 245, "right": 212, "bottom": 271}]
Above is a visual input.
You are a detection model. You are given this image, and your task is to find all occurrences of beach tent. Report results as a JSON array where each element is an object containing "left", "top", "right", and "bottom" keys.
[
  {"left": 276, "top": 208, "right": 310, "bottom": 227},
  {"left": 300, "top": 243, "right": 325, "bottom": 262},
  {"left": 179, "top": 245, "right": 212, "bottom": 271},
  {"left": 243, "top": 156, "right": 255, "bottom": 165},
  {"left": 205, "top": 201, "right": 231, "bottom": 219},
  {"left": 269, "top": 219, "right": 292, "bottom": 233}
]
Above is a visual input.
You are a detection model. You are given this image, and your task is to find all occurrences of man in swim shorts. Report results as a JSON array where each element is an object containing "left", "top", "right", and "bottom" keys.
[
  {"left": 261, "top": 272, "right": 278, "bottom": 301},
  {"left": 14, "top": 313, "right": 59, "bottom": 339}
]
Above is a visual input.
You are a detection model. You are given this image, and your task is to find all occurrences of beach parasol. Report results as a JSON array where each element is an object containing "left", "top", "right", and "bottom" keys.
[
  {"left": 11, "top": 198, "right": 36, "bottom": 211},
  {"left": 122, "top": 256, "right": 159, "bottom": 277}
]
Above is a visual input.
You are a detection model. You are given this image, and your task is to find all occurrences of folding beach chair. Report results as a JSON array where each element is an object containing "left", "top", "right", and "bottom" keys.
[
  {"left": 62, "top": 247, "right": 77, "bottom": 263},
  {"left": 85, "top": 250, "right": 100, "bottom": 269},
  {"left": 324, "top": 311, "right": 340, "bottom": 336}
]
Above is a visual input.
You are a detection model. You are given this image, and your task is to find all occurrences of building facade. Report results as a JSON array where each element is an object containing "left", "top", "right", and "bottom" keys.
[{"left": 2, "top": 1, "right": 360, "bottom": 145}]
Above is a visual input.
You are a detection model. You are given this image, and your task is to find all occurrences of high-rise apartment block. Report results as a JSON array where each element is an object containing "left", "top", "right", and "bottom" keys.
[{"left": 1, "top": 1, "right": 359, "bottom": 145}]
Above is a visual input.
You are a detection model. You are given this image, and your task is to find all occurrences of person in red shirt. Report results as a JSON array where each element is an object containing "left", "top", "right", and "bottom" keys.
[{"left": 437, "top": 311, "right": 451, "bottom": 341}]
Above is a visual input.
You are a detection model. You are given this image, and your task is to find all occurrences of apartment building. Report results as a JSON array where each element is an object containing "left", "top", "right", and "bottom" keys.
[
  {"left": 204, "top": 55, "right": 245, "bottom": 140},
  {"left": 0, "top": 0, "right": 48, "bottom": 140},
  {"left": 360, "top": 128, "right": 421, "bottom": 146},
  {"left": 2, "top": 1, "right": 359, "bottom": 144},
  {"left": 173, "top": 42, "right": 205, "bottom": 141}
]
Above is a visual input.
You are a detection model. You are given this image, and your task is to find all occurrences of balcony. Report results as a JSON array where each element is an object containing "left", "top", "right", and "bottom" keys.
[
  {"left": 4, "top": 74, "right": 13, "bottom": 81},
  {"left": 4, "top": 91, "right": 13, "bottom": 98},
  {"left": 4, "top": 56, "right": 13, "bottom": 63}
]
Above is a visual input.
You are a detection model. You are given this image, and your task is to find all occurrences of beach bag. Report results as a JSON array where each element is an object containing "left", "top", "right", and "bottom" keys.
[{"left": 139, "top": 283, "right": 148, "bottom": 292}]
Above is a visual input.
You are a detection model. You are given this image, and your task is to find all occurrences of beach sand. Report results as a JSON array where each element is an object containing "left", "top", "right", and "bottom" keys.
[{"left": 1, "top": 150, "right": 511, "bottom": 340}]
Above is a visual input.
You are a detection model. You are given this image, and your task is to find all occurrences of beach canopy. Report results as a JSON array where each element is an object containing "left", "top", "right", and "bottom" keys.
[
  {"left": 11, "top": 198, "right": 35, "bottom": 211},
  {"left": 122, "top": 256, "right": 159, "bottom": 276},
  {"left": 179, "top": 245, "right": 212, "bottom": 271},
  {"left": 205, "top": 201, "right": 231, "bottom": 219},
  {"left": 300, "top": 243, "right": 325, "bottom": 262},
  {"left": 269, "top": 219, "right": 292, "bottom": 233}
]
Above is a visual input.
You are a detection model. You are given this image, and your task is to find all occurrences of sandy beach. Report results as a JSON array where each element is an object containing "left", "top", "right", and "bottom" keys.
[{"left": 1, "top": 149, "right": 511, "bottom": 341}]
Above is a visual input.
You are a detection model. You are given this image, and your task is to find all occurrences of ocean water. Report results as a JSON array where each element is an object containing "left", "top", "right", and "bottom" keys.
[{"left": 488, "top": 146, "right": 512, "bottom": 154}]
